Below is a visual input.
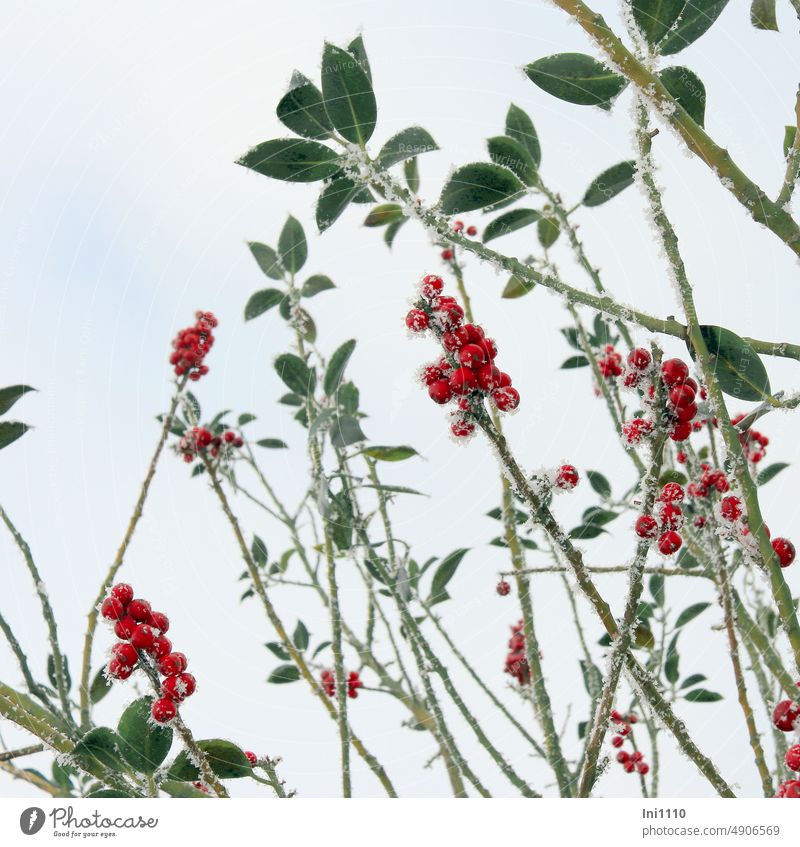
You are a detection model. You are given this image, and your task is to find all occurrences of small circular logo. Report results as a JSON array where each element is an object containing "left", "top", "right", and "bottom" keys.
[{"left": 19, "top": 807, "right": 45, "bottom": 835}]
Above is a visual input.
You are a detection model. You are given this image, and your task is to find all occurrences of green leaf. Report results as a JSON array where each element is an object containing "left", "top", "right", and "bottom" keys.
[
  {"left": 692, "top": 325, "right": 771, "bottom": 402},
  {"left": 569, "top": 524, "right": 607, "bottom": 540},
  {"left": 580, "top": 659, "right": 603, "bottom": 700},
  {"left": 429, "top": 548, "right": 469, "bottom": 604},
  {"left": 312, "top": 640, "right": 332, "bottom": 658},
  {"left": 320, "top": 42, "right": 376, "bottom": 146},
  {"left": 362, "top": 445, "right": 418, "bottom": 462},
  {"left": 0, "top": 421, "right": 29, "bottom": 450},
  {"left": 160, "top": 780, "right": 212, "bottom": 798},
  {"left": 561, "top": 355, "right": 589, "bottom": 369},
  {"left": 660, "top": 1, "right": 730, "bottom": 56},
  {"left": 302, "top": 274, "right": 335, "bottom": 297},
  {"left": 362, "top": 483, "right": 426, "bottom": 497},
  {"left": 582, "top": 161, "right": 637, "bottom": 207},
  {"left": 675, "top": 602, "right": 711, "bottom": 628},
  {"left": 324, "top": 339, "right": 356, "bottom": 396},
  {"left": 247, "top": 242, "right": 283, "bottom": 279},
  {"left": 316, "top": 177, "right": 372, "bottom": 232},
  {"left": 378, "top": 127, "right": 438, "bottom": 168},
  {"left": 634, "top": 624, "right": 656, "bottom": 650},
  {"left": 268, "top": 665, "right": 301, "bottom": 684},
  {"left": 677, "top": 547, "right": 701, "bottom": 569},
  {"left": 650, "top": 573, "right": 666, "bottom": 606},
  {"left": 276, "top": 71, "right": 334, "bottom": 140},
  {"left": 439, "top": 163, "right": 524, "bottom": 215},
  {"left": 502, "top": 274, "right": 536, "bottom": 299},
  {"left": 684, "top": 688, "right": 723, "bottom": 703},
  {"left": 483, "top": 208, "right": 540, "bottom": 243},
  {"left": 364, "top": 203, "right": 405, "bottom": 227},
  {"left": 751, "top": 0, "right": 779, "bottom": 30},
  {"left": 664, "top": 643, "right": 680, "bottom": 683},
  {"left": 329, "top": 415, "right": 366, "bottom": 448},
  {"left": 0, "top": 385, "right": 35, "bottom": 416},
  {"left": 631, "top": 0, "right": 685, "bottom": 45},
  {"left": 86, "top": 789, "right": 134, "bottom": 798},
  {"left": 168, "top": 740, "right": 252, "bottom": 780},
  {"left": 278, "top": 215, "right": 307, "bottom": 274},
  {"left": 251, "top": 535, "right": 268, "bottom": 567},
  {"left": 73, "top": 727, "right": 126, "bottom": 773},
  {"left": 256, "top": 438, "right": 288, "bottom": 449},
  {"left": 505, "top": 103, "right": 541, "bottom": 168},
  {"left": 244, "top": 288, "right": 285, "bottom": 321},
  {"left": 47, "top": 655, "right": 70, "bottom": 691},
  {"left": 89, "top": 668, "right": 112, "bottom": 705},
  {"left": 659, "top": 66, "right": 706, "bottom": 126},
  {"left": 659, "top": 469, "right": 688, "bottom": 487},
  {"left": 525, "top": 53, "right": 627, "bottom": 109},
  {"left": 293, "top": 620, "right": 310, "bottom": 651},
  {"left": 382, "top": 218, "right": 406, "bottom": 249},
  {"left": 561, "top": 327, "right": 581, "bottom": 350},
  {"left": 785, "top": 126, "right": 798, "bottom": 158},
  {"left": 537, "top": 215, "right": 560, "bottom": 248},
  {"left": 237, "top": 138, "right": 340, "bottom": 182},
  {"left": 347, "top": 34, "right": 372, "bottom": 82},
  {"left": 680, "top": 673, "right": 707, "bottom": 689},
  {"left": 336, "top": 382, "right": 359, "bottom": 415},
  {"left": 582, "top": 507, "right": 619, "bottom": 527},
  {"left": 587, "top": 470, "right": 611, "bottom": 499},
  {"left": 275, "top": 353, "right": 315, "bottom": 397},
  {"left": 757, "top": 462, "right": 788, "bottom": 486},
  {"left": 266, "top": 642, "right": 291, "bottom": 660},
  {"left": 404, "top": 157, "right": 420, "bottom": 194},
  {"left": 117, "top": 697, "right": 173, "bottom": 774},
  {"left": 487, "top": 135, "right": 537, "bottom": 186}
]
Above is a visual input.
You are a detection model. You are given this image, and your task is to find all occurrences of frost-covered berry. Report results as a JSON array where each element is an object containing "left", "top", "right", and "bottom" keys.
[
  {"left": 669, "top": 384, "right": 696, "bottom": 409},
  {"left": 107, "top": 658, "right": 134, "bottom": 680},
  {"left": 428, "top": 380, "right": 452, "bottom": 405},
  {"left": 720, "top": 496, "right": 742, "bottom": 522},
  {"left": 496, "top": 580, "right": 511, "bottom": 596},
  {"left": 112, "top": 642, "right": 139, "bottom": 666},
  {"left": 476, "top": 363, "right": 501, "bottom": 391},
  {"left": 114, "top": 615, "right": 137, "bottom": 640},
  {"left": 149, "top": 611, "right": 169, "bottom": 633},
  {"left": 555, "top": 465, "right": 579, "bottom": 490},
  {"left": 657, "top": 531, "right": 682, "bottom": 555},
  {"left": 449, "top": 367, "right": 477, "bottom": 396},
  {"left": 151, "top": 636, "right": 172, "bottom": 660},
  {"left": 110, "top": 583, "right": 134, "bottom": 606},
  {"left": 623, "top": 418, "right": 654, "bottom": 444},
  {"left": 450, "top": 417, "right": 475, "bottom": 438},
  {"left": 159, "top": 652, "right": 188, "bottom": 676},
  {"left": 101, "top": 597, "right": 125, "bottom": 622},
  {"left": 659, "top": 483, "right": 684, "bottom": 503},
  {"left": 661, "top": 358, "right": 689, "bottom": 386},
  {"left": 773, "top": 538, "right": 796, "bottom": 568},
  {"left": 163, "top": 672, "right": 196, "bottom": 702},
  {"left": 245, "top": 751, "right": 258, "bottom": 766},
  {"left": 786, "top": 745, "right": 800, "bottom": 772},
  {"left": 669, "top": 422, "right": 692, "bottom": 442},
  {"left": 635, "top": 515, "right": 658, "bottom": 539},
  {"left": 152, "top": 697, "right": 178, "bottom": 723},
  {"left": 458, "top": 343, "right": 486, "bottom": 368},
  {"left": 627, "top": 348, "right": 651, "bottom": 370},
  {"left": 776, "top": 779, "right": 800, "bottom": 798},
  {"left": 130, "top": 624, "right": 155, "bottom": 652},
  {"left": 421, "top": 274, "right": 444, "bottom": 299},
  {"left": 773, "top": 700, "right": 800, "bottom": 732},
  {"left": 128, "top": 599, "right": 152, "bottom": 623},
  {"left": 405, "top": 309, "right": 429, "bottom": 332},
  {"left": 659, "top": 503, "right": 683, "bottom": 532},
  {"left": 493, "top": 386, "right": 520, "bottom": 411}
]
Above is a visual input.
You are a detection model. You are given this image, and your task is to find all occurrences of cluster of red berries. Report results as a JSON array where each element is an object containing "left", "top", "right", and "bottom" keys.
[
  {"left": 713, "top": 493, "right": 795, "bottom": 567},
  {"left": 686, "top": 464, "right": 729, "bottom": 499},
  {"left": 773, "top": 690, "right": 800, "bottom": 797},
  {"left": 178, "top": 426, "right": 243, "bottom": 463},
  {"left": 609, "top": 710, "right": 649, "bottom": 776},
  {"left": 731, "top": 413, "right": 769, "bottom": 464},
  {"left": 504, "top": 621, "right": 530, "bottom": 685},
  {"left": 440, "top": 220, "right": 478, "bottom": 259},
  {"left": 406, "top": 275, "right": 518, "bottom": 438},
  {"left": 169, "top": 311, "right": 217, "bottom": 381},
  {"left": 321, "top": 669, "right": 363, "bottom": 699},
  {"left": 634, "top": 482, "right": 687, "bottom": 556},
  {"left": 101, "top": 582, "right": 195, "bottom": 724}
]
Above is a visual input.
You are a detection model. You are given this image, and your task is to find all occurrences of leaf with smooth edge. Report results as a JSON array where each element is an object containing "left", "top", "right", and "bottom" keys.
[
  {"left": 324, "top": 339, "right": 356, "bottom": 396},
  {"left": 384, "top": 218, "right": 406, "bottom": 248},
  {"left": 266, "top": 642, "right": 291, "bottom": 660},
  {"left": 168, "top": 739, "right": 252, "bottom": 780},
  {"left": 329, "top": 415, "right": 366, "bottom": 448},
  {"left": 658, "top": 66, "right": 706, "bottom": 126},
  {"left": 439, "top": 163, "right": 524, "bottom": 215},
  {"left": 684, "top": 688, "right": 723, "bottom": 702},
  {"left": 525, "top": 53, "right": 627, "bottom": 109},
  {"left": 73, "top": 727, "right": 126, "bottom": 773},
  {"left": 660, "top": 1, "right": 730, "bottom": 55},
  {"left": 117, "top": 697, "right": 173, "bottom": 775},
  {"left": 293, "top": 620, "right": 310, "bottom": 651},
  {"left": 583, "top": 161, "right": 637, "bottom": 207},
  {"left": 502, "top": 274, "right": 535, "bottom": 298},
  {"left": 569, "top": 524, "right": 607, "bottom": 540},
  {"left": 785, "top": 126, "right": 797, "bottom": 158},
  {"left": 757, "top": 462, "right": 788, "bottom": 485},
  {"left": 483, "top": 208, "right": 541, "bottom": 243},
  {"left": 302, "top": 274, "right": 335, "bottom": 297},
  {"left": 256, "top": 438, "right": 288, "bottom": 449},
  {"left": 267, "top": 664, "right": 301, "bottom": 685},
  {"left": 750, "top": 0, "right": 779, "bottom": 30},
  {"left": 537, "top": 216, "right": 560, "bottom": 248},
  {"left": 160, "top": 780, "right": 212, "bottom": 798},
  {"left": 378, "top": 127, "right": 438, "bottom": 168},
  {"left": 320, "top": 42, "right": 376, "bottom": 146},
  {"left": 630, "top": 0, "right": 684, "bottom": 44},
  {"left": 244, "top": 289, "right": 284, "bottom": 321},
  {"left": 237, "top": 138, "right": 340, "bottom": 182},
  {"left": 561, "top": 355, "right": 589, "bottom": 369},
  {"left": 276, "top": 71, "right": 333, "bottom": 139},
  {"left": 0, "top": 421, "right": 29, "bottom": 450},
  {"left": 675, "top": 602, "right": 711, "bottom": 628},
  {"left": 694, "top": 325, "right": 771, "bottom": 402},
  {"left": 89, "top": 668, "right": 112, "bottom": 705},
  {"left": 316, "top": 177, "right": 372, "bottom": 232},
  {"left": 680, "top": 673, "right": 707, "bottom": 689},
  {"left": 487, "top": 136, "right": 536, "bottom": 186},
  {"left": 347, "top": 34, "right": 372, "bottom": 82},
  {"left": 429, "top": 549, "right": 469, "bottom": 604},
  {"left": 404, "top": 158, "right": 420, "bottom": 193},
  {"left": 362, "top": 445, "right": 418, "bottom": 462},
  {"left": 364, "top": 204, "right": 404, "bottom": 227},
  {"left": 247, "top": 242, "right": 283, "bottom": 279},
  {"left": 0, "top": 385, "right": 34, "bottom": 416},
  {"left": 278, "top": 215, "right": 307, "bottom": 274},
  {"left": 505, "top": 103, "right": 541, "bottom": 168},
  {"left": 275, "top": 354, "right": 315, "bottom": 397}
]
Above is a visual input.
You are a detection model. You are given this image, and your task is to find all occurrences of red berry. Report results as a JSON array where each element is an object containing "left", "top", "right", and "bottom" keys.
[
  {"left": 773, "top": 538, "right": 796, "bottom": 568},
  {"left": 476, "top": 364, "right": 501, "bottom": 392},
  {"left": 669, "top": 384, "right": 696, "bottom": 408},
  {"left": 114, "top": 615, "right": 137, "bottom": 640},
  {"left": 659, "top": 482, "right": 685, "bottom": 503},
  {"left": 659, "top": 503, "right": 683, "bottom": 532},
  {"left": 657, "top": 531, "right": 682, "bottom": 555},
  {"left": 661, "top": 358, "right": 689, "bottom": 386},
  {"left": 151, "top": 635, "right": 172, "bottom": 660},
  {"left": 441, "top": 248, "right": 453, "bottom": 261},
  {"left": 458, "top": 343, "right": 486, "bottom": 368},
  {"left": 631, "top": 751, "right": 643, "bottom": 762},
  {"left": 616, "top": 751, "right": 630, "bottom": 764},
  {"left": 428, "top": 380, "right": 452, "bottom": 405},
  {"left": 107, "top": 658, "right": 134, "bottom": 681},
  {"left": 720, "top": 496, "right": 742, "bottom": 522},
  {"left": 777, "top": 779, "right": 800, "bottom": 798},
  {"left": 453, "top": 220, "right": 464, "bottom": 233},
  {"left": 493, "top": 386, "right": 520, "bottom": 412},
  {"left": 627, "top": 348, "right": 651, "bottom": 370},
  {"left": 669, "top": 422, "right": 692, "bottom": 442},
  {"left": 773, "top": 700, "right": 800, "bottom": 731},
  {"left": 128, "top": 599, "right": 152, "bottom": 623},
  {"left": 111, "top": 642, "right": 139, "bottom": 666},
  {"left": 152, "top": 697, "right": 177, "bottom": 723},
  {"left": 245, "top": 751, "right": 258, "bottom": 766},
  {"left": 623, "top": 761, "right": 636, "bottom": 773},
  {"left": 482, "top": 338, "right": 498, "bottom": 359},
  {"left": 421, "top": 275, "right": 443, "bottom": 299},
  {"left": 130, "top": 624, "right": 155, "bottom": 651},
  {"left": 636, "top": 762, "right": 649, "bottom": 775},
  {"left": 555, "top": 465, "right": 579, "bottom": 490},
  {"left": 101, "top": 597, "right": 125, "bottom": 622},
  {"left": 635, "top": 515, "right": 659, "bottom": 540},
  {"left": 496, "top": 580, "right": 511, "bottom": 596},
  {"left": 466, "top": 225, "right": 477, "bottom": 237},
  {"left": 148, "top": 611, "right": 169, "bottom": 633},
  {"left": 448, "top": 367, "right": 477, "bottom": 396},
  {"left": 786, "top": 745, "right": 800, "bottom": 772},
  {"left": 675, "top": 402, "right": 697, "bottom": 424},
  {"left": 163, "top": 672, "right": 196, "bottom": 702},
  {"left": 110, "top": 583, "right": 134, "bottom": 606},
  {"left": 450, "top": 417, "right": 475, "bottom": 438},
  {"left": 159, "top": 652, "right": 188, "bottom": 676},
  {"left": 627, "top": 714, "right": 638, "bottom": 724},
  {"left": 405, "top": 309, "right": 429, "bottom": 332},
  {"left": 611, "top": 735, "right": 624, "bottom": 748}
]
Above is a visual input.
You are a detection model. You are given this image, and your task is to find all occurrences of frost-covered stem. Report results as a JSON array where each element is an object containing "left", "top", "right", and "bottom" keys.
[
  {"left": 0, "top": 743, "right": 44, "bottom": 761},
  {"left": 507, "top": 564, "right": 707, "bottom": 578},
  {"left": 258, "top": 757, "right": 291, "bottom": 797},
  {"left": 0, "top": 505, "right": 73, "bottom": 725},
  {"left": 777, "top": 87, "right": 800, "bottom": 208},
  {"left": 715, "top": 557, "right": 773, "bottom": 796},
  {"left": 0, "top": 609, "right": 56, "bottom": 711},
  {"left": 634, "top": 101, "right": 800, "bottom": 675},
  {"left": 478, "top": 417, "right": 735, "bottom": 796},
  {"left": 202, "top": 459, "right": 398, "bottom": 797},
  {"left": 578, "top": 430, "right": 667, "bottom": 797},
  {"left": 79, "top": 378, "right": 187, "bottom": 727},
  {"left": 356, "top": 154, "right": 800, "bottom": 362},
  {"left": 0, "top": 760, "right": 59, "bottom": 796},
  {"left": 549, "top": 0, "right": 800, "bottom": 258}
]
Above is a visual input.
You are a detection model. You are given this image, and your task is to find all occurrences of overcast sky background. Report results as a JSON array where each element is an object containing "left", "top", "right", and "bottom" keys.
[{"left": 1, "top": 0, "right": 799, "bottom": 798}]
